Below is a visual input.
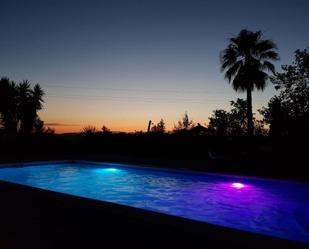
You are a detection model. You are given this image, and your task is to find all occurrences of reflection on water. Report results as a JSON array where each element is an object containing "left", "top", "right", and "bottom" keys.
[{"left": 0, "top": 163, "right": 309, "bottom": 244}]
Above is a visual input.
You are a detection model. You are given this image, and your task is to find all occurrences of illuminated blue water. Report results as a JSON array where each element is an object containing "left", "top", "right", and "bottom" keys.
[{"left": 0, "top": 162, "right": 308, "bottom": 244}]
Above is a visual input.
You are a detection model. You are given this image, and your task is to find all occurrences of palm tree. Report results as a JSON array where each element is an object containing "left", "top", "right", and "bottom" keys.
[
  {"left": 17, "top": 80, "right": 44, "bottom": 134},
  {"left": 220, "top": 29, "right": 279, "bottom": 136},
  {"left": 17, "top": 80, "right": 32, "bottom": 133},
  {"left": 32, "top": 84, "right": 44, "bottom": 111},
  {"left": 0, "top": 77, "right": 18, "bottom": 133},
  {"left": 0, "top": 78, "right": 45, "bottom": 134}
]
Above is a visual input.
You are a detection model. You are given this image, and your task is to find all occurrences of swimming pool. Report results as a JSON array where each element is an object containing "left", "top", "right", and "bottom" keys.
[{"left": 0, "top": 161, "right": 308, "bottom": 244}]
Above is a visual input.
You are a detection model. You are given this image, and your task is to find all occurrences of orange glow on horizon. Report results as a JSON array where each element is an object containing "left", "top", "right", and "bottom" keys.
[{"left": 46, "top": 123, "right": 156, "bottom": 134}]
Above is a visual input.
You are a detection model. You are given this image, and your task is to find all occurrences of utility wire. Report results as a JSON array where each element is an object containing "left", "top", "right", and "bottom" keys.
[
  {"left": 46, "top": 94, "right": 226, "bottom": 104},
  {"left": 42, "top": 83, "right": 229, "bottom": 95}
]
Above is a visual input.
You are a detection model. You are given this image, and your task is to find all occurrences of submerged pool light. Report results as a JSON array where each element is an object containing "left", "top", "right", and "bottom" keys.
[
  {"left": 105, "top": 168, "right": 118, "bottom": 172},
  {"left": 95, "top": 167, "right": 120, "bottom": 174},
  {"left": 232, "top": 182, "right": 245, "bottom": 189}
]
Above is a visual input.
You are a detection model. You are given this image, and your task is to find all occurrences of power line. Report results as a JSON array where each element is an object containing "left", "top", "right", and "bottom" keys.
[
  {"left": 42, "top": 83, "right": 229, "bottom": 95},
  {"left": 47, "top": 93, "right": 225, "bottom": 101},
  {"left": 46, "top": 94, "right": 226, "bottom": 104}
]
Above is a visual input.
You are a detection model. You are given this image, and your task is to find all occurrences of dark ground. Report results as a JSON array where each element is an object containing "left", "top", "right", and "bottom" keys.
[{"left": 0, "top": 132, "right": 308, "bottom": 181}]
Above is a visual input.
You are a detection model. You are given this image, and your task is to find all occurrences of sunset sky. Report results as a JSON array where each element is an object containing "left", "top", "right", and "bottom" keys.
[{"left": 1, "top": 0, "right": 309, "bottom": 133}]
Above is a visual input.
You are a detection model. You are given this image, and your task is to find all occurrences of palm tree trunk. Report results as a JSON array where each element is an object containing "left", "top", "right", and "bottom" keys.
[{"left": 247, "top": 88, "right": 254, "bottom": 136}]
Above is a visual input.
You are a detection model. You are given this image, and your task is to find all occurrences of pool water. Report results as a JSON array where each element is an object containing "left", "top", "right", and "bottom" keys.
[{"left": 0, "top": 162, "right": 308, "bottom": 244}]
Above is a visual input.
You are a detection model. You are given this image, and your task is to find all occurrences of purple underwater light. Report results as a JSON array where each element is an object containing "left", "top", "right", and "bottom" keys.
[{"left": 232, "top": 182, "right": 245, "bottom": 189}]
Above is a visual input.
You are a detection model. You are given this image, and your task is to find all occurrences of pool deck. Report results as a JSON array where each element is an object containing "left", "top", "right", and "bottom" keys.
[{"left": 0, "top": 160, "right": 308, "bottom": 249}]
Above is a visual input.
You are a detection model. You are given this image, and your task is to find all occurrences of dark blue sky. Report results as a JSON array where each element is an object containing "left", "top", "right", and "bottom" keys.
[{"left": 1, "top": 0, "right": 308, "bottom": 132}]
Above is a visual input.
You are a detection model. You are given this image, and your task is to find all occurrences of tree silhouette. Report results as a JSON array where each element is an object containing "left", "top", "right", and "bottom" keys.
[
  {"left": 102, "top": 125, "right": 111, "bottom": 134},
  {"left": 0, "top": 77, "right": 18, "bottom": 133},
  {"left": 17, "top": 80, "right": 44, "bottom": 134},
  {"left": 33, "top": 117, "right": 46, "bottom": 133},
  {"left": 208, "top": 109, "right": 229, "bottom": 136},
  {"left": 220, "top": 29, "right": 279, "bottom": 136},
  {"left": 229, "top": 98, "right": 248, "bottom": 135},
  {"left": 209, "top": 98, "right": 264, "bottom": 136},
  {"left": 173, "top": 112, "right": 194, "bottom": 132},
  {"left": 260, "top": 96, "right": 285, "bottom": 136},
  {"left": 151, "top": 119, "right": 166, "bottom": 133},
  {"left": 260, "top": 48, "right": 309, "bottom": 136},
  {"left": 82, "top": 125, "right": 97, "bottom": 135},
  {"left": 0, "top": 77, "right": 45, "bottom": 134}
]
